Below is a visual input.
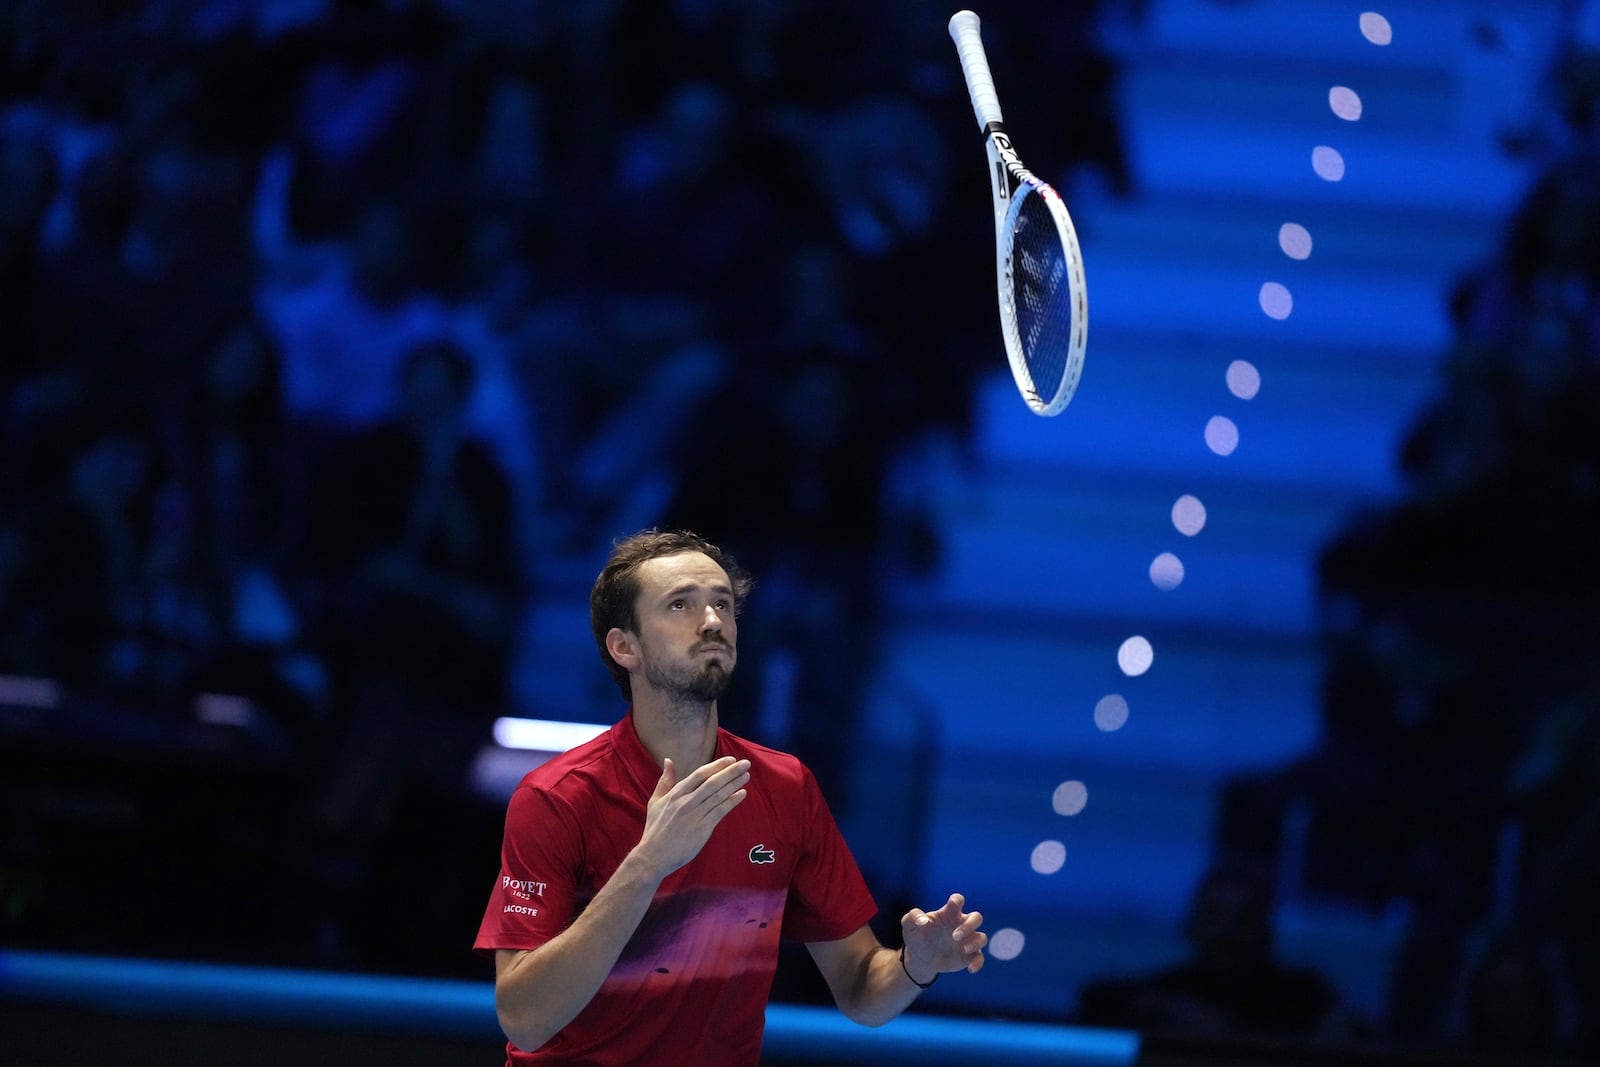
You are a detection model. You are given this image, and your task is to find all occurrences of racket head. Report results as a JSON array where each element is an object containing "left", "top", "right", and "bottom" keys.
[{"left": 996, "top": 176, "right": 1088, "bottom": 417}]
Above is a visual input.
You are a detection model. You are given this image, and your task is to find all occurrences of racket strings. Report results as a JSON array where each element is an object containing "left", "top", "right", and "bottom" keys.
[{"left": 1008, "top": 190, "right": 1079, "bottom": 404}]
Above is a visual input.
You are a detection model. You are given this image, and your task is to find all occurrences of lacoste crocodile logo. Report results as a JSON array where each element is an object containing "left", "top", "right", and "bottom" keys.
[{"left": 749, "top": 843, "right": 776, "bottom": 864}]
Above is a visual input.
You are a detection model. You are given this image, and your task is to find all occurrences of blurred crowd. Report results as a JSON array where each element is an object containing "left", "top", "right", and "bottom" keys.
[{"left": 0, "top": 0, "right": 1127, "bottom": 979}]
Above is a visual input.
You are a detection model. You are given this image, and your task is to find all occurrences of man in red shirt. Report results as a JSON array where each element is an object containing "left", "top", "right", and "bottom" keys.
[{"left": 475, "top": 530, "right": 986, "bottom": 1064}]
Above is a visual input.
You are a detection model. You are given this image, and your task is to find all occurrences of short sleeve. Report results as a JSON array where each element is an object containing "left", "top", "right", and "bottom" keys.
[
  {"left": 779, "top": 765, "right": 877, "bottom": 943},
  {"left": 474, "top": 783, "right": 585, "bottom": 953}
]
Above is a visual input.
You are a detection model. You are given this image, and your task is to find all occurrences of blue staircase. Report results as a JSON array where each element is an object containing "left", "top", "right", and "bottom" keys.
[{"left": 847, "top": 0, "right": 1558, "bottom": 1024}]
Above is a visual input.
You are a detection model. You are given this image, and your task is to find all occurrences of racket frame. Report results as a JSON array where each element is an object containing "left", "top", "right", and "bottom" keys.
[{"left": 951, "top": 10, "right": 1088, "bottom": 417}]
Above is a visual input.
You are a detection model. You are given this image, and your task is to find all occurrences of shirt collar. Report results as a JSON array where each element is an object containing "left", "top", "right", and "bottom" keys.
[{"left": 614, "top": 708, "right": 727, "bottom": 796}]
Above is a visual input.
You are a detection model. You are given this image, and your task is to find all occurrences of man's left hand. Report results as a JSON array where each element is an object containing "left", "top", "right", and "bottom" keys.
[{"left": 901, "top": 893, "right": 986, "bottom": 984}]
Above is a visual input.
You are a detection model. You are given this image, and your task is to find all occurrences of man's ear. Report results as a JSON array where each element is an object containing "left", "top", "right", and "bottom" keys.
[{"left": 606, "top": 628, "right": 639, "bottom": 672}]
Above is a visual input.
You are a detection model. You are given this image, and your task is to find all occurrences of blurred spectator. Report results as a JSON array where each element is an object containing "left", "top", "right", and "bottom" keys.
[
  {"left": 258, "top": 193, "right": 464, "bottom": 427},
  {"left": 5, "top": 421, "right": 166, "bottom": 698},
  {"left": 168, "top": 317, "right": 328, "bottom": 743},
  {"left": 178, "top": 320, "right": 297, "bottom": 616},
  {"left": 0, "top": 122, "right": 62, "bottom": 404},
  {"left": 1075, "top": 860, "right": 1361, "bottom": 1044},
  {"left": 771, "top": 92, "right": 983, "bottom": 437},
  {"left": 1506, "top": 669, "right": 1600, "bottom": 1052},
  {"left": 118, "top": 137, "right": 258, "bottom": 390},
  {"left": 300, "top": 339, "right": 518, "bottom": 836},
  {"left": 0, "top": 120, "right": 77, "bottom": 516},
  {"left": 6, "top": 131, "right": 141, "bottom": 511},
  {"left": 1454, "top": 927, "right": 1575, "bottom": 1057}
]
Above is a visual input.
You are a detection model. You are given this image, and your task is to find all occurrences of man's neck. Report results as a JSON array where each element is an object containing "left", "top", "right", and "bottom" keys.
[{"left": 632, "top": 696, "right": 720, "bottom": 772}]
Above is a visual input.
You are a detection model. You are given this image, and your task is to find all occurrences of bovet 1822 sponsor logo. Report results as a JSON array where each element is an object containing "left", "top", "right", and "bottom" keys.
[{"left": 504, "top": 876, "right": 548, "bottom": 901}]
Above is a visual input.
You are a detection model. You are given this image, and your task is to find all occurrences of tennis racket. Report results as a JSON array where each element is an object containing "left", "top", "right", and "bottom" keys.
[{"left": 948, "top": 9, "right": 1087, "bottom": 417}]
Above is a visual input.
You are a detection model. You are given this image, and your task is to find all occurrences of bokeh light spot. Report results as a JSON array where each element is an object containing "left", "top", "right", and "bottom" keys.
[
  {"left": 1031, "top": 839, "right": 1067, "bottom": 875},
  {"left": 1259, "top": 281, "right": 1293, "bottom": 320},
  {"left": 1205, "top": 415, "right": 1240, "bottom": 456},
  {"left": 990, "top": 927, "right": 1026, "bottom": 960},
  {"left": 1172, "top": 494, "right": 1207, "bottom": 536},
  {"left": 1117, "top": 635, "right": 1154, "bottom": 677},
  {"left": 1360, "top": 12, "right": 1393, "bottom": 45},
  {"left": 1278, "top": 222, "right": 1312, "bottom": 260},
  {"left": 1052, "top": 780, "right": 1088, "bottom": 816},
  {"left": 1312, "top": 145, "right": 1346, "bottom": 181},
  {"left": 1150, "top": 552, "right": 1185, "bottom": 591},
  {"left": 1227, "top": 360, "right": 1261, "bottom": 399},
  {"left": 1329, "top": 86, "right": 1363, "bottom": 121},
  {"left": 1094, "top": 693, "right": 1129, "bottom": 732}
]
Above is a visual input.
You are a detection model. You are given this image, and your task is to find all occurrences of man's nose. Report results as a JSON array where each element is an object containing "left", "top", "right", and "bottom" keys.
[{"left": 701, "top": 605, "right": 723, "bottom": 631}]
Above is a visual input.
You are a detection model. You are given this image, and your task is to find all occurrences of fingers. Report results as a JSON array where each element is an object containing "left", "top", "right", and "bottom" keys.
[
  {"left": 936, "top": 905, "right": 986, "bottom": 975},
  {"left": 660, "top": 757, "right": 751, "bottom": 825},
  {"left": 695, "top": 758, "right": 750, "bottom": 810},
  {"left": 672, "top": 756, "right": 747, "bottom": 797},
  {"left": 955, "top": 914, "right": 987, "bottom": 974},
  {"left": 904, "top": 893, "right": 968, "bottom": 931},
  {"left": 640, "top": 757, "right": 752, "bottom": 875}
]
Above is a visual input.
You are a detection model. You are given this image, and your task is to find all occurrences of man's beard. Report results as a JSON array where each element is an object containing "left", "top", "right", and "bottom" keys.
[{"left": 643, "top": 650, "right": 733, "bottom": 705}]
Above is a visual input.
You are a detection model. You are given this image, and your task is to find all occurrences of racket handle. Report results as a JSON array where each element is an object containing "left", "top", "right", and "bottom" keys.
[{"left": 949, "top": 10, "right": 1004, "bottom": 129}]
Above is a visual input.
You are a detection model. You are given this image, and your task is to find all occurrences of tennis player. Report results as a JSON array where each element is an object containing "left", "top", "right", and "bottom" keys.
[{"left": 475, "top": 529, "right": 986, "bottom": 1064}]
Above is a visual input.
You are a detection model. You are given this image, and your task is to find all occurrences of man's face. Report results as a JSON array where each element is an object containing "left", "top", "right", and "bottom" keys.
[{"left": 625, "top": 551, "right": 738, "bottom": 702}]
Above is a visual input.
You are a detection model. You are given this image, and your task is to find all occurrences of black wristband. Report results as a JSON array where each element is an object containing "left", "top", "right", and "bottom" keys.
[{"left": 900, "top": 945, "right": 938, "bottom": 989}]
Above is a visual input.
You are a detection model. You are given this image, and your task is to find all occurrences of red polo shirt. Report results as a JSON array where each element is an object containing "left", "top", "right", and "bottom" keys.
[{"left": 474, "top": 712, "right": 878, "bottom": 1065}]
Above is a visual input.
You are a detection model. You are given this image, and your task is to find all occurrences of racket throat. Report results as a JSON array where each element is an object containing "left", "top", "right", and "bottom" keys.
[{"left": 983, "top": 122, "right": 1039, "bottom": 187}]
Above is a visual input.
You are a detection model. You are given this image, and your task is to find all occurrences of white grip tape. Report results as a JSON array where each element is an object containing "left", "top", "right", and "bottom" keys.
[{"left": 948, "top": 10, "right": 1003, "bottom": 128}]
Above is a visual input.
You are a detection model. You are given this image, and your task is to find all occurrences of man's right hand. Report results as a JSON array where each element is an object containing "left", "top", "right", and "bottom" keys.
[{"left": 636, "top": 756, "right": 750, "bottom": 876}]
